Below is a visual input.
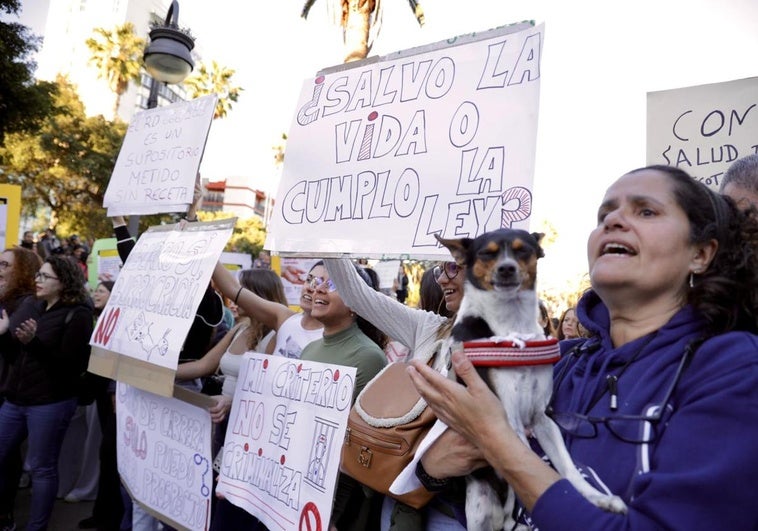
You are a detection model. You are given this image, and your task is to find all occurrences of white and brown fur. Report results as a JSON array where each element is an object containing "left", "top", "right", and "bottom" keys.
[{"left": 436, "top": 229, "right": 626, "bottom": 531}]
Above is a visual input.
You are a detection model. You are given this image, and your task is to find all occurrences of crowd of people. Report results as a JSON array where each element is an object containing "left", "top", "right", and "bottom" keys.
[{"left": 0, "top": 155, "right": 756, "bottom": 530}]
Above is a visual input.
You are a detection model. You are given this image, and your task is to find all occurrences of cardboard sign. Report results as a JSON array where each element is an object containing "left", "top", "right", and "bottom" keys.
[
  {"left": 215, "top": 353, "right": 357, "bottom": 531},
  {"left": 86, "top": 237, "right": 121, "bottom": 290},
  {"left": 221, "top": 251, "right": 253, "bottom": 271},
  {"left": 117, "top": 383, "right": 213, "bottom": 531},
  {"left": 647, "top": 76, "right": 758, "bottom": 191},
  {"left": 265, "top": 22, "right": 542, "bottom": 259},
  {"left": 0, "top": 184, "right": 21, "bottom": 250},
  {"left": 88, "top": 218, "right": 234, "bottom": 396},
  {"left": 104, "top": 94, "right": 218, "bottom": 215}
]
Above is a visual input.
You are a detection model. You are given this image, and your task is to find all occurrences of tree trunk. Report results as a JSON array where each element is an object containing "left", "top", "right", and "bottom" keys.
[{"left": 343, "top": 0, "right": 373, "bottom": 63}]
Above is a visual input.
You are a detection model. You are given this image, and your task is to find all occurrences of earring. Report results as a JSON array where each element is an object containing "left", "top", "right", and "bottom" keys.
[{"left": 689, "top": 272, "right": 694, "bottom": 288}]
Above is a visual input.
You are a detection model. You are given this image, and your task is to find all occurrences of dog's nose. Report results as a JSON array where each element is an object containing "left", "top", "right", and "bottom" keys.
[{"left": 497, "top": 263, "right": 518, "bottom": 277}]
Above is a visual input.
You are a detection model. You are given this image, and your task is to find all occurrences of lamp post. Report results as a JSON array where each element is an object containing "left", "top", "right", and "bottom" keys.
[{"left": 128, "top": 0, "right": 195, "bottom": 236}]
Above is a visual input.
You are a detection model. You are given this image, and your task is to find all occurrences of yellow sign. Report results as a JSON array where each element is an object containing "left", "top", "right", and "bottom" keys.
[{"left": 0, "top": 184, "right": 22, "bottom": 250}]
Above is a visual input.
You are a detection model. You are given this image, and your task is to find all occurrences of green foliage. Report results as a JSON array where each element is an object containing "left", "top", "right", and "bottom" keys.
[
  {"left": 196, "top": 211, "right": 267, "bottom": 258},
  {"left": 182, "top": 60, "right": 243, "bottom": 120},
  {"left": 0, "top": 76, "right": 127, "bottom": 239},
  {"left": 85, "top": 23, "right": 145, "bottom": 120},
  {"left": 0, "top": 0, "right": 56, "bottom": 145}
]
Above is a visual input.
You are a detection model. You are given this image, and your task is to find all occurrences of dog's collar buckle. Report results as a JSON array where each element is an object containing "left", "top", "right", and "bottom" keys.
[{"left": 462, "top": 338, "right": 561, "bottom": 367}]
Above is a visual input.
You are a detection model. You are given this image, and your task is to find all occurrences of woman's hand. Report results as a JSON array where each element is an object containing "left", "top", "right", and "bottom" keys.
[
  {"left": 421, "top": 427, "right": 489, "bottom": 479},
  {"left": 14, "top": 318, "right": 37, "bottom": 344},
  {"left": 408, "top": 349, "right": 511, "bottom": 449},
  {"left": 209, "top": 395, "right": 232, "bottom": 424}
]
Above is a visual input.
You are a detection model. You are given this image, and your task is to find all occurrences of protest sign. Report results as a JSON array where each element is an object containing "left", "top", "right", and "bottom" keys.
[
  {"left": 86, "top": 237, "right": 121, "bottom": 289},
  {"left": 221, "top": 251, "right": 252, "bottom": 272},
  {"left": 88, "top": 218, "right": 234, "bottom": 396},
  {"left": 647, "top": 76, "right": 758, "bottom": 191},
  {"left": 265, "top": 21, "right": 541, "bottom": 259},
  {"left": 103, "top": 94, "right": 218, "bottom": 216},
  {"left": 117, "top": 382, "right": 213, "bottom": 531},
  {"left": 215, "top": 352, "right": 357, "bottom": 531},
  {"left": 369, "top": 260, "right": 401, "bottom": 290},
  {"left": 0, "top": 184, "right": 21, "bottom": 250}
]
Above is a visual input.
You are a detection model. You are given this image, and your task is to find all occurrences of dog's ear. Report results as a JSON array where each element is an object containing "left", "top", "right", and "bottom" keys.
[
  {"left": 531, "top": 232, "right": 546, "bottom": 259},
  {"left": 435, "top": 233, "right": 470, "bottom": 264}
]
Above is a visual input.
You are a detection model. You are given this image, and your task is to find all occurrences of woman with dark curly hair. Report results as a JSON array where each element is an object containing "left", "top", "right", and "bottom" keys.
[
  {"left": 410, "top": 165, "right": 758, "bottom": 530},
  {"left": 0, "top": 254, "right": 94, "bottom": 530}
]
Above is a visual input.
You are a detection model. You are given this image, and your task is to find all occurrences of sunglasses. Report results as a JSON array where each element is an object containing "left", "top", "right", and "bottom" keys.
[
  {"left": 433, "top": 262, "right": 460, "bottom": 281},
  {"left": 305, "top": 274, "right": 337, "bottom": 292}
]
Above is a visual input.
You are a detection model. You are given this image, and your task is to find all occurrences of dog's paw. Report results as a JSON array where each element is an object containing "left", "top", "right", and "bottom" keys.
[{"left": 590, "top": 493, "right": 628, "bottom": 514}]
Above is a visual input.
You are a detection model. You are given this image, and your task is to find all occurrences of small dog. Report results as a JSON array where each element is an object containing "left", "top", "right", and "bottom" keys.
[{"left": 436, "top": 228, "right": 626, "bottom": 530}]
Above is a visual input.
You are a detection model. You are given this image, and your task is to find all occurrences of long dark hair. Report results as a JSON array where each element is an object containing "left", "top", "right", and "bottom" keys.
[
  {"left": 238, "top": 268, "right": 287, "bottom": 350},
  {"left": 629, "top": 165, "right": 758, "bottom": 334},
  {"left": 419, "top": 266, "right": 453, "bottom": 318},
  {"left": 353, "top": 264, "right": 389, "bottom": 350},
  {"left": 45, "top": 255, "right": 89, "bottom": 305}
]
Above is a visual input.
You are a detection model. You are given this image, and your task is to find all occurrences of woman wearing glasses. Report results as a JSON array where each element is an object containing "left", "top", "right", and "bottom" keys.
[
  {"left": 324, "top": 257, "right": 467, "bottom": 530},
  {"left": 211, "top": 260, "right": 324, "bottom": 360},
  {"left": 409, "top": 166, "right": 758, "bottom": 530},
  {"left": 298, "top": 261, "right": 388, "bottom": 531},
  {"left": 0, "top": 247, "right": 42, "bottom": 531},
  {"left": 0, "top": 255, "right": 94, "bottom": 530}
]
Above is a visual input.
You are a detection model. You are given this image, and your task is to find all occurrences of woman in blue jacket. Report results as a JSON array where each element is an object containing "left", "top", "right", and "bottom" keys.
[
  {"left": 409, "top": 165, "right": 758, "bottom": 530},
  {"left": 0, "top": 255, "right": 94, "bottom": 530}
]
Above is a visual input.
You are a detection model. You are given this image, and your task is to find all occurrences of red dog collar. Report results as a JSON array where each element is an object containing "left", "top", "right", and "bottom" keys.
[{"left": 463, "top": 338, "right": 561, "bottom": 367}]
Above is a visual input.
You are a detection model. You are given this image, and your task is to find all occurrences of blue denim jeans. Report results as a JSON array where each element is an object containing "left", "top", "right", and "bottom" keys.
[{"left": 0, "top": 398, "right": 78, "bottom": 530}]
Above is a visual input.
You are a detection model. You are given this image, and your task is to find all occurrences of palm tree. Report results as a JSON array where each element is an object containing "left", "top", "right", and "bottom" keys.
[
  {"left": 301, "top": 0, "right": 425, "bottom": 63},
  {"left": 182, "top": 60, "right": 243, "bottom": 120},
  {"left": 85, "top": 23, "right": 145, "bottom": 120}
]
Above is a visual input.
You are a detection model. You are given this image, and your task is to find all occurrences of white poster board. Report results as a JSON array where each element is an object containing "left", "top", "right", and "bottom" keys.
[
  {"left": 116, "top": 383, "right": 213, "bottom": 531},
  {"left": 221, "top": 251, "right": 253, "bottom": 272},
  {"left": 265, "top": 22, "right": 542, "bottom": 259},
  {"left": 104, "top": 94, "right": 218, "bottom": 215},
  {"left": 370, "top": 260, "right": 401, "bottom": 290},
  {"left": 647, "top": 76, "right": 758, "bottom": 191},
  {"left": 216, "top": 353, "right": 356, "bottom": 531},
  {"left": 89, "top": 219, "right": 233, "bottom": 373}
]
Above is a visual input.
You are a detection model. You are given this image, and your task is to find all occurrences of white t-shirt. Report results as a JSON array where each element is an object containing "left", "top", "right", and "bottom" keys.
[
  {"left": 272, "top": 313, "right": 323, "bottom": 359},
  {"left": 219, "top": 327, "right": 275, "bottom": 397}
]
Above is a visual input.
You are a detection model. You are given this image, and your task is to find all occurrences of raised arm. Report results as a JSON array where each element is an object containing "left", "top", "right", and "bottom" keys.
[
  {"left": 212, "top": 262, "right": 294, "bottom": 332},
  {"left": 324, "top": 258, "right": 444, "bottom": 356},
  {"left": 175, "top": 321, "right": 242, "bottom": 380}
]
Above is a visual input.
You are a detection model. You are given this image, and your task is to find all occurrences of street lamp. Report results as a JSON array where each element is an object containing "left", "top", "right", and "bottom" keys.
[{"left": 129, "top": 0, "right": 195, "bottom": 235}]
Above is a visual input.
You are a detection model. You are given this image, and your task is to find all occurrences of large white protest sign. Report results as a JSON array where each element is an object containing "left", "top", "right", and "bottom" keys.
[
  {"left": 88, "top": 219, "right": 234, "bottom": 396},
  {"left": 647, "top": 76, "right": 758, "bottom": 191},
  {"left": 215, "top": 353, "right": 357, "bottom": 531},
  {"left": 117, "top": 383, "right": 213, "bottom": 531},
  {"left": 104, "top": 94, "right": 218, "bottom": 215},
  {"left": 265, "top": 22, "right": 541, "bottom": 259}
]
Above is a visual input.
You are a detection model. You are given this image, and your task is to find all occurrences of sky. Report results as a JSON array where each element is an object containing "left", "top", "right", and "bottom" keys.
[{"left": 14, "top": 0, "right": 758, "bottom": 292}]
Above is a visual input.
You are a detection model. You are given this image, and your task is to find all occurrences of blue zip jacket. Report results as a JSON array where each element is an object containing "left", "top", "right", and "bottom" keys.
[{"left": 530, "top": 290, "right": 758, "bottom": 530}]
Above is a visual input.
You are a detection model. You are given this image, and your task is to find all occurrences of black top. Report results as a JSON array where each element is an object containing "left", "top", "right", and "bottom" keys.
[{"left": 0, "top": 296, "right": 94, "bottom": 405}]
